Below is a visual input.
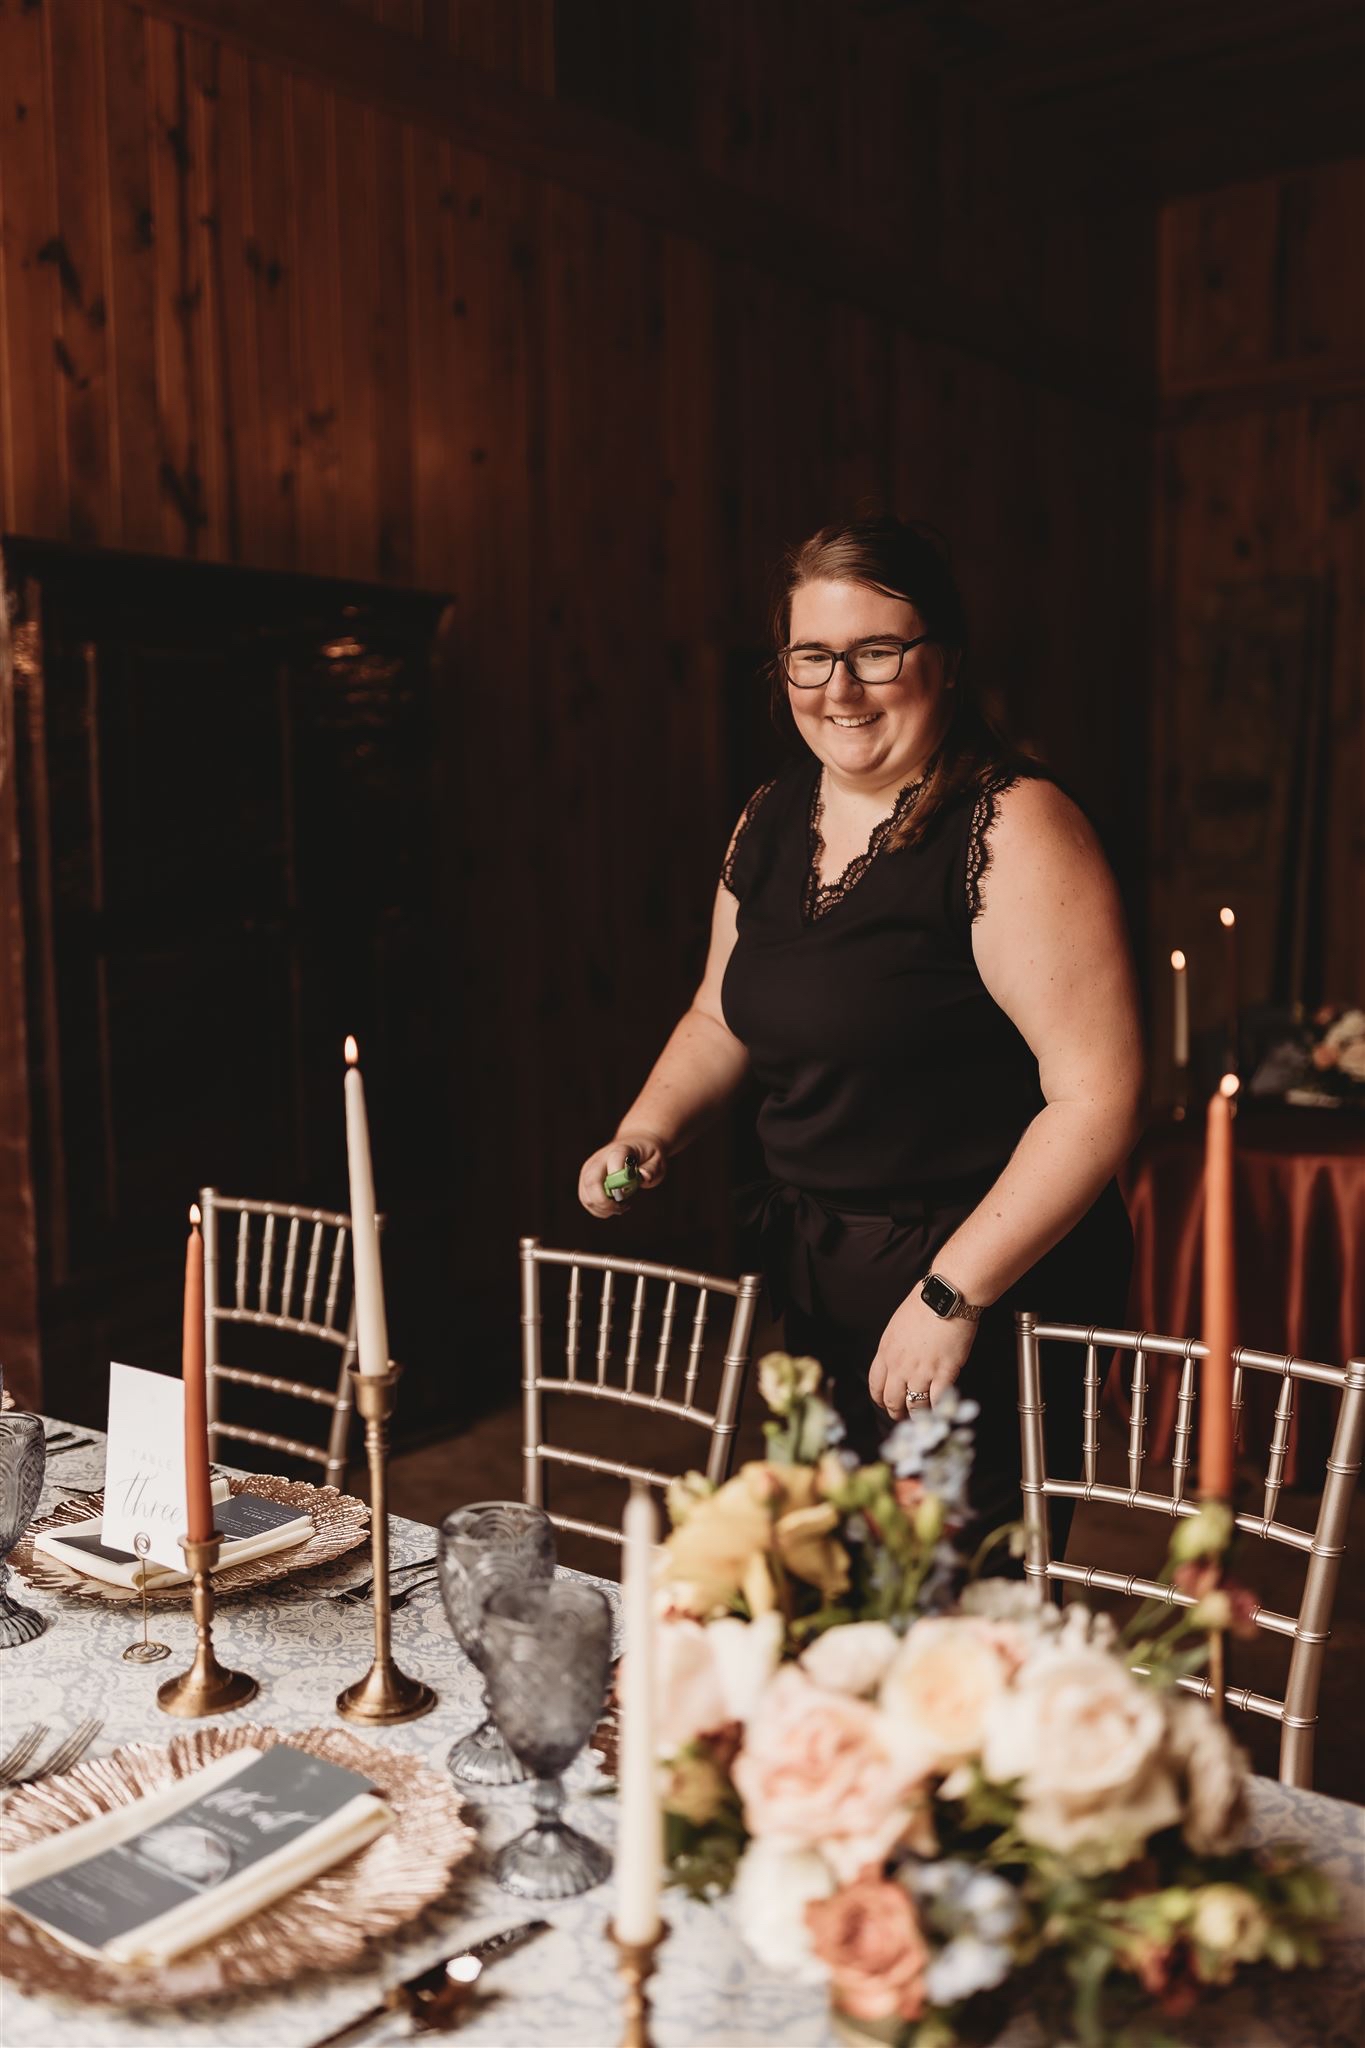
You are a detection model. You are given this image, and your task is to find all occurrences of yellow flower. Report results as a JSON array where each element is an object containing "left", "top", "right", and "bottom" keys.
[
  {"left": 758, "top": 1351, "right": 824, "bottom": 1416},
  {"left": 663, "top": 1751, "right": 731, "bottom": 1827},
  {"left": 660, "top": 1471, "right": 774, "bottom": 1613},
  {"left": 743, "top": 1550, "right": 778, "bottom": 1618},
  {"left": 666, "top": 1471, "right": 715, "bottom": 1529},
  {"left": 775, "top": 1501, "right": 850, "bottom": 1599}
]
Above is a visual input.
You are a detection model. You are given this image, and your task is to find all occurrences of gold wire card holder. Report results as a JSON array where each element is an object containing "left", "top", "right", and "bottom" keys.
[{"left": 121, "top": 1533, "right": 170, "bottom": 1665}]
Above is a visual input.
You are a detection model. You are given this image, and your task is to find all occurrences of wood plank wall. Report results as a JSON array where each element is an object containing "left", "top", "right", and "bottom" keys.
[
  {"left": 1, "top": 0, "right": 1154, "bottom": 1364},
  {"left": 1151, "top": 159, "right": 1365, "bottom": 1076}
]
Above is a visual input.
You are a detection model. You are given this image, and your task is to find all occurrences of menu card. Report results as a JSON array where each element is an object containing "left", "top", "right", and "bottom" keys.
[
  {"left": 3, "top": 1746, "right": 391, "bottom": 1965},
  {"left": 101, "top": 1362, "right": 192, "bottom": 1570},
  {"left": 38, "top": 1484, "right": 313, "bottom": 1589}
]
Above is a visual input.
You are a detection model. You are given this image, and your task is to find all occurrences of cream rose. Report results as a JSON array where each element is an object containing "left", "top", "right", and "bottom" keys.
[
  {"left": 653, "top": 1611, "right": 783, "bottom": 1755},
  {"left": 800, "top": 1622, "right": 900, "bottom": 1698},
  {"left": 732, "top": 1839, "right": 834, "bottom": 1981},
  {"left": 879, "top": 1617, "right": 1019, "bottom": 1771},
  {"left": 1166, "top": 1695, "right": 1248, "bottom": 1855},
  {"left": 734, "top": 1667, "right": 932, "bottom": 1882},
  {"left": 981, "top": 1646, "right": 1181, "bottom": 1865}
]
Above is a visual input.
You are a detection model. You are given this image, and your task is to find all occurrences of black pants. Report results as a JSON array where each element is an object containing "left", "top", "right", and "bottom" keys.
[{"left": 755, "top": 1181, "right": 1133, "bottom": 1559}]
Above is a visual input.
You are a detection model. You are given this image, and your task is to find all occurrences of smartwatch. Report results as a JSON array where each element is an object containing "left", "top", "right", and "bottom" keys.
[{"left": 920, "top": 1272, "right": 984, "bottom": 1323}]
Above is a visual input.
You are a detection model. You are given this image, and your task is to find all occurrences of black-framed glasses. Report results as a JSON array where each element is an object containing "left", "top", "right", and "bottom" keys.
[{"left": 780, "top": 635, "right": 932, "bottom": 688}]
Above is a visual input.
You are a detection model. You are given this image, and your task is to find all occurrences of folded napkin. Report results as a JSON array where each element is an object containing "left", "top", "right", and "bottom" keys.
[
  {"left": 34, "top": 1478, "right": 313, "bottom": 1589},
  {"left": 2, "top": 1745, "right": 392, "bottom": 1965}
]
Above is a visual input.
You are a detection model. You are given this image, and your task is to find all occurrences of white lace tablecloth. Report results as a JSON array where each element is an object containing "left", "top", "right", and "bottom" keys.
[{"left": 3, "top": 1429, "right": 1362, "bottom": 2048}]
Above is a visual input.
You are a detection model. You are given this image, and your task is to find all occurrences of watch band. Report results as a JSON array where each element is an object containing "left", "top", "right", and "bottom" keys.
[{"left": 920, "top": 1272, "right": 984, "bottom": 1323}]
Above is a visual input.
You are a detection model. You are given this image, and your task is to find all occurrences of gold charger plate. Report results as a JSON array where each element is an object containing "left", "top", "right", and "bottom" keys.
[
  {"left": 0, "top": 1723, "right": 475, "bottom": 2005},
  {"left": 11, "top": 1477, "right": 370, "bottom": 1605}
]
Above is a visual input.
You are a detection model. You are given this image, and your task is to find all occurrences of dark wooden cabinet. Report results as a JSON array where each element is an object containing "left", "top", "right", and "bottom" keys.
[{"left": 0, "top": 539, "right": 457, "bottom": 1436}]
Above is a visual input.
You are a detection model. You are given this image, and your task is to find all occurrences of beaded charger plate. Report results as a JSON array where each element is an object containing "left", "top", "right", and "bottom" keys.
[
  {"left": 0, "top": 1723, "right": 475, "bottom": 2004},
  {"left": 11, "top": 1477, "right": 369, "bottom": 1605}
]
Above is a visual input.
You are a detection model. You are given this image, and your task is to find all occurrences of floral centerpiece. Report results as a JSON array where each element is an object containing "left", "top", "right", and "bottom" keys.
[
  {"left": 652, "top": 1355, "right": 1335, "bottom": 2047},
  {"left": 1248, "top": 1004, "right": 1365, "bottom": 1107}
]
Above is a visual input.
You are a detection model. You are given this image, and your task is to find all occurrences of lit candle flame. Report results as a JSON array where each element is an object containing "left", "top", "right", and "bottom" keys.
[
  {"left": 1219, "top": 906, "right": 1236, "bottom": 929},
  {"left": 344, "top": 1035, "right": 359, "bottom": 1067},
  {"left": 1171, "top": 949, "right": 1186, "bottom": 971},
  {"left": 1219, "top": 1072, "right": 1240, "bottom": 1099},
  {"left": 189, "top": 1202, "right": 202, "bottom": 1227}
]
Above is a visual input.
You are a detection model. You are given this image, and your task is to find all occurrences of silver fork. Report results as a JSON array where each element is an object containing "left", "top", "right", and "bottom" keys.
[
  {"left": 386, "top": 1572, "right": 439, "bottom": 1614},
  {"left": 0, "top": 1725, "right": 49, "bottom": 1787},
  {"left": 9, "top": 1717, "right": 103, "bottom": 1786}
]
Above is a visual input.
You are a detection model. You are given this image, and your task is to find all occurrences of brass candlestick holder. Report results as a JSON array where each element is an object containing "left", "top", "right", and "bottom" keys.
[
  {"left": 336, "top": 1365, "right": 436, "bottom": 1725},
  {"left": 156, "top": 1533, "right": 259, "bottom": 1716},
  {"left": 607, "top": 1920, "right": 668, "bottom": 2048}
]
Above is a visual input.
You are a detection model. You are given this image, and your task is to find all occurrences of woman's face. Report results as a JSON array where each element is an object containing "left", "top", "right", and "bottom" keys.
[{"left": 785, "top": 578, "right": 955, "bottom": 793}]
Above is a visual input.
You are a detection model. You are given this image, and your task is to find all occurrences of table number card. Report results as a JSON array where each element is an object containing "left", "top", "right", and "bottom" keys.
[{"left": 101, "top": 1362, "right": 191, "bottom": 1571}]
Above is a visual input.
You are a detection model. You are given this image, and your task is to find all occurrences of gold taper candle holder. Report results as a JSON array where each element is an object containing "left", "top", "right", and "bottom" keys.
[
  {"left": 336, "top": 1366, "right": 437, "bottom": 1725},
  {"left": 606, "top": 1920, "right": 668, "bottom": 2048},
  {"left": 156, "top": 1533, "right": 259, "bottom": 1716}
]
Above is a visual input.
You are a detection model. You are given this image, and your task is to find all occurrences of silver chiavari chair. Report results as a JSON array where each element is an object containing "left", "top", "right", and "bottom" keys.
[
  {"left": 520, "top": 1237, "right": 763, "bottom": 1552},
  {"left": 202, "top": 1187, "right": 370, "bottom": 1488},
  {"left": 1016, "top": 1311, "right": 1365, "bottom": 1788}
]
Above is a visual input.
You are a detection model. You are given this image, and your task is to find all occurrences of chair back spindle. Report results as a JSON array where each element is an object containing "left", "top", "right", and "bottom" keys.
[
  {"left": 520, "top": 1237, "right": 762, "bottom": 1555},
  {"left": 1015, "top": 1311, "right": 1365, "bottom": 1789},
  {"left": 201, "top": 1187, "right": 372, "bottom": 1489}
]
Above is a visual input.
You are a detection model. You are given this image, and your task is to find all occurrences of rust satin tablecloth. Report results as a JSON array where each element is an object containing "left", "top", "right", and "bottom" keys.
[{"left": 1117, "top": 1106, "right": 1365, "bottom": 1482}]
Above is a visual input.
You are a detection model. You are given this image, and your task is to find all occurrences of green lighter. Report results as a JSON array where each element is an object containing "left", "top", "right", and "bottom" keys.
[{"left": 602, "top": 1150, "right": 641, "bottom": 1204}]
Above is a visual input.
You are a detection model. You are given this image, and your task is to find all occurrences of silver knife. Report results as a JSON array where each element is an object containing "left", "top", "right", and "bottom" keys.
[{"left": 307, "top": 1919, "right": 551, "bottom": 2047}]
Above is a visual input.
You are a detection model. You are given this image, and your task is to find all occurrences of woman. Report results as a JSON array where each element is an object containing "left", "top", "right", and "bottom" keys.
[{"left": 578, "top": 518, "right": 1143, "bottom": 1539}]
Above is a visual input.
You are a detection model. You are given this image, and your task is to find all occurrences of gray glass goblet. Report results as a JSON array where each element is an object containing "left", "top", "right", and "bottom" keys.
[
  {"left": 482, "top": 1578, "right": 613, "bottom": 1899},
  {"left": 0, "top": 1412, "right": 47, "bottom": 1648},
  {"left": 437, "top": 1501, "right": 556, "bottom": 1787}
]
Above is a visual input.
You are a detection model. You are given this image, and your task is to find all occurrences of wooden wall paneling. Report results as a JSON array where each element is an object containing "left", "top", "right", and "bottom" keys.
[
  {"left": 190, "top": 33, "right": 257, "bottom": 565},
  {"left": 1274, "top": 160, "right": 1365, "bottom": 364},
  {"left": 405, "top": 123, "right": 455, "bottom": 591},
  {"left": 0, "top": 0, "right": 65, "bottom": 537},
  {"left": 333, "top": 102, "right": 381, "bottom": 579},
  {"left": 440, "top": 146, "right": 545, "bottom": 1271},
  {"left": 0, "top": 580, "right": 42, "bottom": 1403},
  {"left": 369, "top": 104, "right": 415, "bottom": 584},
  {"left": 244, "top": 54, "right": 300, "bottom": 569},
  {"left": 1311, "top": 395, "right": 1365, "bottom": 1002},
  {"left": 534, "top": 181, "right": 609, "bottom": 1208},
  {"left": 1159, "top": 180, "right": 1280, "bottom": 386},
  {"left": 97, "top": 0, "right": 162, "bottom": 552},
  {"left": 448, "top": 0, "right": 556, "bottom": 94},
  {"left": 288, "top": 75, "right": 343, "bottom": 575},
  {"left": 45, "top": 0, "right": 114, "bottom": 548},
  {"left": 145, "top": 17, "right": 213, "bottom": 554},
  {"left": 829, "top": 306, "right": 894, "bottom": 522}
]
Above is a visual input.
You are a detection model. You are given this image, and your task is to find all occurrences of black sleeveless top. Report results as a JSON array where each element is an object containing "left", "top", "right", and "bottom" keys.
[{"left": 720, "top": 753, "right": 1045, "bottom": 1206}]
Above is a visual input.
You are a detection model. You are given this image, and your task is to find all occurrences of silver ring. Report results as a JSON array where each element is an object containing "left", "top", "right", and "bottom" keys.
[{"left": 905, "top": 1390, "right": 930, "bottom": 1407}]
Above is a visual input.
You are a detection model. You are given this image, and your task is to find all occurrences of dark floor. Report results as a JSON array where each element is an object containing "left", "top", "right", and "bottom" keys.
[{"left": 365, "top": 1323, "right": 1365, "bottom": 1808}]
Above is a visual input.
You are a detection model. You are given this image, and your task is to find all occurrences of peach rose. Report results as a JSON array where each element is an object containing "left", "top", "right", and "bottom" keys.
[
  {"left": 800, "top": 1622, "right": 900, "bottom": 1698},
  {"left": 879, "top": 1618, "right": 1019, "bottom": 1772},
  {"left": 733, "top": 1667, "right": 932, "bottom": 1882},
  {"left": 805, "top": 1876, "right": 929, "bottom": 2022}
]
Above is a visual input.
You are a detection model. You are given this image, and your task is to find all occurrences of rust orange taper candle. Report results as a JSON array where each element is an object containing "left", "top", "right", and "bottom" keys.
[
  {"left": 183, "top": 1202, "right": 213, "bottom": 1545},
  {"left": 1199, "top": 1075, "right": 1239, "bottom": 1501}
]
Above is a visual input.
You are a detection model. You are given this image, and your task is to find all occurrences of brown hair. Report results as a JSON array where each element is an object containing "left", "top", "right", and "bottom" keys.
[{"left": 769, "top": 516, "right": 1024, "bottom": 849}]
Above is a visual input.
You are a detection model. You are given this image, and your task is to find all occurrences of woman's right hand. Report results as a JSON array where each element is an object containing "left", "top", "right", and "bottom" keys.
[{"left": 577, "top": 1133, "right": 669, "bottom": 1219}]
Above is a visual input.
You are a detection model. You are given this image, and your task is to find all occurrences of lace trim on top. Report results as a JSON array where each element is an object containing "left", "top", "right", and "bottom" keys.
[
  {"left": 720, "top": 777, "right": 779, "bottom": 898},
  {"left": 965, "top": 769, "right": 1020, "bottom": 923},
  {"left": 804, "top": 774, "right": 927, "bottom": 923}
]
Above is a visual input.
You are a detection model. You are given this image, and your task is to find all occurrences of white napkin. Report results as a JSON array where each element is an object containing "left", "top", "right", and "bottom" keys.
[{"left": 1, "top": 1748, "right": 392, "bottom": 1965}]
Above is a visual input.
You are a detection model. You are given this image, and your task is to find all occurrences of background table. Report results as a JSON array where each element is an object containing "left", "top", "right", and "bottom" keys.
[
  {"left": 1120, "top": 1104, "right": 1365, "bottom": 1480},
  {"left": 4, "top": 1429, "right": 1362, "bottom": 2047}
]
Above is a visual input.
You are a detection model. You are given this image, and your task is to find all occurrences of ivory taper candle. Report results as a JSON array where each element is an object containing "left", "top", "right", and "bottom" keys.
[
  {"left": 616, "top": 1482, "right": 662, "bottom": 1945},
  {"left": 1171, "top": 949, "right": 1189, "bottom": 1071},
  {"left": 183, "top": 1204, "right": 213, "bottom": 1544},
  {"left": 1218, "top": 907, "right": 1238, "bottom": 1074},
  {"left": 1199, "top": 1074, "right": 1239, "bottom": 1500},
  {"left": 343, "top": 1036, "right": 390, "bottom": 1375}
]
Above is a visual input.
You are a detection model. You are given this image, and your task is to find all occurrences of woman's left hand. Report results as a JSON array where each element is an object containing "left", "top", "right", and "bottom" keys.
[{"left": 867, "top": 1291, "right": 980, "bottom": 1415}]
